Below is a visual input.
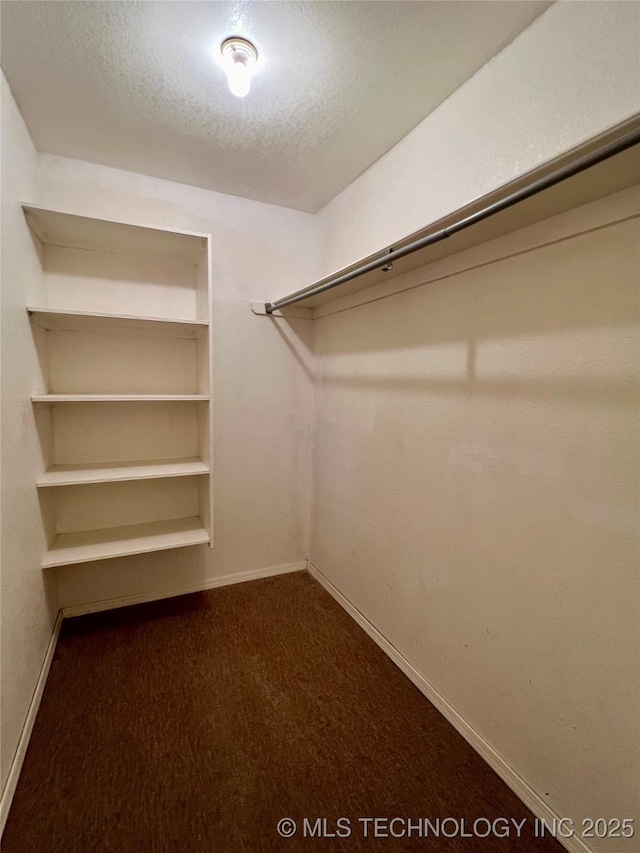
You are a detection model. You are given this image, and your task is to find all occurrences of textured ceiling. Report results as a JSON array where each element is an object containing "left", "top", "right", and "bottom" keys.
[{"left": 1, "top": 1, "right": 552, "bottom": 212}]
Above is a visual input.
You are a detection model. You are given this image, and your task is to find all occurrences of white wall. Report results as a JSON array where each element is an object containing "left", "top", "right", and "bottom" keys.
[
  {"left": 315, "top": 0, "right": 640, "bottom": 278},
  {"left": 308, "top": 4, "right": 640, "bottom": 847},
  {"left": 310, "top": 189, "right": 639, "bottom": 852},
  {"left": 30, "top": 155, "right": 318, "bottom": 609},
  {"left": 0, "top": 75, "right": 59, "bottom": 794}
]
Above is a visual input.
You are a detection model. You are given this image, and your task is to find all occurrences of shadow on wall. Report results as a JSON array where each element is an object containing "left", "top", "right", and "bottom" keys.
[
  {"left": 266, "top": 314, "right": 315, "bottom": 381},
  {"left": 310, "top": 219, "right": 638, "bottom": 410}
]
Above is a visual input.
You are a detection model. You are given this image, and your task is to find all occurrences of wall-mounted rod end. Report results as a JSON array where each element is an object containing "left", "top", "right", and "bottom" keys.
[{"left": 265, "top": 303, "right": 274, "bottom": 314}]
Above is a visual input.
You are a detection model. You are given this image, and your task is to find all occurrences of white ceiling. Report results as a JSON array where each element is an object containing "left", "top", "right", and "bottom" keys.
[{"left": 1, "top": 1, "right": 552, "bottom": 212}]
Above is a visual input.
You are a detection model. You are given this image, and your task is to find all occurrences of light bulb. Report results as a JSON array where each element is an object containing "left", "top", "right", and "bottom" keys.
[
  {"left": 220, "top": 37, "right": 258, "bottom": 99},
  {"left": 227, "top": 58, "right": 251, "bottom": 98}
]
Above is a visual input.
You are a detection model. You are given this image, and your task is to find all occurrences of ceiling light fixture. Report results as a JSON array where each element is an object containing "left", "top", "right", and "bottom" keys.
[{"left": 220, "top": 37, "right": 258, "bottom": 98}]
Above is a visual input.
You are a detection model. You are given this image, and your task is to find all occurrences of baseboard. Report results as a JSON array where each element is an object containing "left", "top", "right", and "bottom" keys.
[
  {"left": 61, "top": 560, "right": 308, "bottom": 618},
  {"left": 0, "top": 610, "right": 63, "bottom": 837},
  {"left": 306, "top": 561, "right": 593, "bottom": 853}
]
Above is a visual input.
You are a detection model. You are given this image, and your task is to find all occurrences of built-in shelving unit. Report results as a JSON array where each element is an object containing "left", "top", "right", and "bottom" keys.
[{"left": 24, "top": 205, "right": 214, "bottom": 568}]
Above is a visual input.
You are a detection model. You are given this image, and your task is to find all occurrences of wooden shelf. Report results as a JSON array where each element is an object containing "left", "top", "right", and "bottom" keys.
[
  {"left": 37, "top": 458, "right": 209, "bottom": 488},
  {"left": 41, "top": 517, "right": 210, "bottom": 568},
  {"left": 268, "top": 139, "right": 640, "bottom": 311},
  {"left": 32, "top": 394, "right": 209, "bottom": 403},
  {"left": 22, "top": 205, "right": 207, "bottom": 261},
  {"left": 27, "top": 307, "right": 207, "bottom": 338}
]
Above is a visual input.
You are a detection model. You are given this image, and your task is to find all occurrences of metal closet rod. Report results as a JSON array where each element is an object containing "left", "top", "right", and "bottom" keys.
[{"left": 265, "top": 128, "right": 640, "bottom": 314}]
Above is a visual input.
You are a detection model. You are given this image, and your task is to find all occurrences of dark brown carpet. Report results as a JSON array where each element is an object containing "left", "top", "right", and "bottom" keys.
[{"left": 4, "top": 571, "right": 562, "bottom": 852}]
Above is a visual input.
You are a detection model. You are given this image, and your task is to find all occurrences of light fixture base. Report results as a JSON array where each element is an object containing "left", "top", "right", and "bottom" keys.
[{"left": 220, "top": 37, "right": 258, "bottom": 67}]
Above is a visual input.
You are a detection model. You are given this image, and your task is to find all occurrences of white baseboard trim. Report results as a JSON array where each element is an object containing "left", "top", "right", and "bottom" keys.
[
  {"left": 0, "top": 610, "right": 63, "bottom": 837},
  {"left": 307, "top": 561, "right": 593, "bottom": 853},
  {"left": 61, "top": 560, "right": 308, "bottom": 618}
]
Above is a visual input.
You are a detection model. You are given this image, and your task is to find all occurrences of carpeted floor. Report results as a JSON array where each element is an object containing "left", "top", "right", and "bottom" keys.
[{"left": 3, "top": 571, "right": 562, "bottom": 852}]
